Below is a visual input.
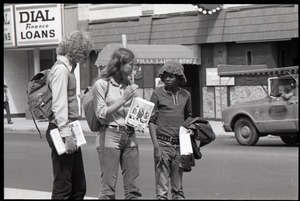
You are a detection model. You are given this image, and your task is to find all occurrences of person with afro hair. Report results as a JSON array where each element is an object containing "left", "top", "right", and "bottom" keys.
[{"left": 148, "top": 60, "right": 193, "bottom": 199}]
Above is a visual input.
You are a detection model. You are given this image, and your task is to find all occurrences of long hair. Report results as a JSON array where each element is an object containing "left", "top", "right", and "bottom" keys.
[
  {"left": 56, "top": 30, "right": 94, "bottom": 64},
  {"left": 98, "top": 48, "right": 135, "bottom": 85}
]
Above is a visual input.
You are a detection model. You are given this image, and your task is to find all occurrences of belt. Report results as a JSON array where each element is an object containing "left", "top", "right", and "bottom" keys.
[
  {"left": 157, "top": 133, "right": 179, "bottom": 145},
  {"left": 106, "top": 125, "right": 134, "bottom": 134}
]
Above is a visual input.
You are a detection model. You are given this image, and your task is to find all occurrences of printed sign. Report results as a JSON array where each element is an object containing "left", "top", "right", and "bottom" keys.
[
  {"left": 206, "top": 68, "right": 235, "bottom": 86},
  {"left": 14, "top": 4, "right": 62, "bottom": 46},
  {"left": 4, "top": 5, "right": 16, "bottom": 47},
  {"left": 135, "top": 58, "right": 199, "bottom": 65}
]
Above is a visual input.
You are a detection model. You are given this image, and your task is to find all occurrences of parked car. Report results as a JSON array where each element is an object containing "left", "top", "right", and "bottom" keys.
[{"left": 219, "top": 66, "right": 298, "bottom": 146}]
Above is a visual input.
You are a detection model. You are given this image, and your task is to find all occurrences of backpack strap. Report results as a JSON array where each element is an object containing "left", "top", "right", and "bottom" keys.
[
  {"left": 32, "top": 61, "right": 68, "bottom": 139},
  {"left": 31, "top": 110, "right": 43, "bottom": 139},
  {"left": 47, "top": 60, "right": 68, "bottom": 92}
]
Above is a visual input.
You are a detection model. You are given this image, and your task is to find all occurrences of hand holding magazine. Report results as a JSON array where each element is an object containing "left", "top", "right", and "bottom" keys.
[
  {"left": 125, "top": 97, "right": 154, "bottom": 132},
  {"left": 50, "top": 120, "right": 87, "bottom": 155}
]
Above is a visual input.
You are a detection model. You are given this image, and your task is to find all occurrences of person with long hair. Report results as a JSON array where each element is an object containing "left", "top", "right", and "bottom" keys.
[
  {"left": 45, "top": 30, "right": 93, "bottom": 199},
  {"left": 92, "top": 48, "right": 143, "bottom": 199}
]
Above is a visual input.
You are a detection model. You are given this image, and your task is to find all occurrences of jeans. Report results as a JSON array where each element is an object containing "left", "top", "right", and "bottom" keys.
[
  {"left": 46, "top": 123, "right": 86, "bottom": 200},
  {"left": 155, "top": 140, "right": 184, "bottom": 200},
  {"left": 96, "top": 127, "right": 142, "bottom": 199}
]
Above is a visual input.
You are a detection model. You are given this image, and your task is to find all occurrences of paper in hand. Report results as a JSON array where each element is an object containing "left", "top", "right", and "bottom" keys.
[{"left": 179, "top": 126, "right": 193, "bottom": 155}]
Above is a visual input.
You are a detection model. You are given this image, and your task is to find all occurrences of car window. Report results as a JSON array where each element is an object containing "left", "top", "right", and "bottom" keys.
[{"left": 269, "top": 76, "right": 297, "bottom": 98}]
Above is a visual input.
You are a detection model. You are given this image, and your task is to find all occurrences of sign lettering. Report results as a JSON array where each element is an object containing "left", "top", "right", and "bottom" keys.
[
  {"left": 4, "top": 5, "right": 16, "bottom": 47},
  {"left": 15, "top": 4, "right": 62, "bottom": 46},
  {"left": 206, "top": 68, "right": 235, "bottom": 86},
  {"left": 19, "top": 10, "right": 55, "bottom": 23},
  {"left": 135, "top": 58, "right": 199, "bottom": 65},
  {"left": 4, "top": 13, "right": 10, "bottom": 24}
]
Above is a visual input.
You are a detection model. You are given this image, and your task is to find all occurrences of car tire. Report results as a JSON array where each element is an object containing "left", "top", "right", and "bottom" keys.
[
  {"left": 234, "top": 117, "right": 259, "bottom": 146},
  {"left": 280, "top": 136, "right": 299, "bottom": 146}
]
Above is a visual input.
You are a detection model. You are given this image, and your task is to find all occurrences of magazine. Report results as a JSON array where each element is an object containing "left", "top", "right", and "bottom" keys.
[
  {"left": 125, "top": 97, "right": 155, "bottom": 132},
  {"left": 50, "top": 120, "right": 87, "bottom": 155}
]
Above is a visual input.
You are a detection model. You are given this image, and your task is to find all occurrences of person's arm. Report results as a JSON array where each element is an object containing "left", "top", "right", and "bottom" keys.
[
  {"left": 185, "top": 91, "right": 193, "bottom": 120},
  {"left": 184, "top": 91, "right": 194, "bottom": 135},
  {"left": 106, "top": 84, "right": 138, "bottom": 115},
  {"left": 93, "top": 79, "right": 138, "bottom": 119},
  {"left": 281, "top": 91, "right": 294, "bottom": 100},
  {"left": 50, "top": 63, "right": 77, "bottom": 154},
  {"left": 149, "top": 122, "right": 159, "bottom": 148},
  {"left": 148, "top": 92, "right": 162, "bottom": 163},
  {"left": 50, "top": 64, "right": 72, "bottom": 137}
]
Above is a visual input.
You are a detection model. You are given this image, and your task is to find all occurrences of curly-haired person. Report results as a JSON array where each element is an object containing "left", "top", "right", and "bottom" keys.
[
  {"left": 148, "top": 60, "right": 193, "bottom": 199},
  {"left": 45, "top": 30, "right": 93, "bottom": 199}
]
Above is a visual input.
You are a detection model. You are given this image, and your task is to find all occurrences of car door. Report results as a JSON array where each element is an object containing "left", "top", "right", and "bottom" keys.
[{"left": 263, "top": 96, "right": 297, "bottom": 133}]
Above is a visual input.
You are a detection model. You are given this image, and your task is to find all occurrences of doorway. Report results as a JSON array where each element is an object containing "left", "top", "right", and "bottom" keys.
[
  {"left": 183, "top": 65, "right": 201, "bottom": 117},
  {"left": 40, "top": 49, "right": 56, "bottom": 71}
]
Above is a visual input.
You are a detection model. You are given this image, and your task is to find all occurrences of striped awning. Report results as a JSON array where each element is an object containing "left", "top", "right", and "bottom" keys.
[{"left": 217, "top": 65, "right": 299, "bottom": 77}]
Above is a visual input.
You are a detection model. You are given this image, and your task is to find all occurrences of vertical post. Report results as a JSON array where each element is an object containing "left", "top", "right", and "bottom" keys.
[
  {"left": 122, "top": 34, "right": 134, "bottom": 84},
  {"left": 33, "top": 48, "right": 40, "bottom": 75},
  {"left": 122, "top": 34, "right": 127, "bottom": 48}
]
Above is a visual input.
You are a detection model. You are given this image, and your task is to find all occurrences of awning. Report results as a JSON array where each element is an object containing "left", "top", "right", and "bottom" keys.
[
  {"left": 95, "top": 44, "right": 200, "bottom": 66},
  {"left": 217, "top": 65, "right": 299, "bottom": 77}
]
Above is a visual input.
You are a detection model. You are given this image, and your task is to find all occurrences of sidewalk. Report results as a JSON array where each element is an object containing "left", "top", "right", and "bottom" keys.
[{"left": 3, "top": 117, "right": 234, "bottom": 138}]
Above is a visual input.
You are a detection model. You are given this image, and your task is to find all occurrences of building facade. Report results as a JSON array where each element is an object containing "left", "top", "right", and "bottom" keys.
[{"left": 4, "top": 4, "right": 298, "bottom": 120}]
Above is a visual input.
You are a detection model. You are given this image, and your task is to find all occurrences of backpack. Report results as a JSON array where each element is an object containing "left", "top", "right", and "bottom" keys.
[
  {"left": 27, "top": 61, "right": 67, "bottom": 138},
  {"left": 80, "top": 79, "right": 110, "bottom": 132}
]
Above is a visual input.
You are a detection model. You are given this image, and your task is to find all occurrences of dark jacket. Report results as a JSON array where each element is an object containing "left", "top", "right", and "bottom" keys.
[
  {"left": 179, "top": 117, "right": 216, "bottom": 172},
  {"left": 182, "top": 117, "right": 216, "bottom": 147}
]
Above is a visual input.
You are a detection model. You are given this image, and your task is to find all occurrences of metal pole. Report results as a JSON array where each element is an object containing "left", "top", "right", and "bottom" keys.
[
  {"left": 122, "top": 34, "right": 127, "bottom": 48},
  {"left": 122, "top": 34, "right": 135, "bottom": 84}
]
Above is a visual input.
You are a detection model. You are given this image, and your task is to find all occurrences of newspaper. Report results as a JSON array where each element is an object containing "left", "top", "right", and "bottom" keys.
[
  {"left": 50, "top": 120, "right": 87, "bottom": 155},
  {"left": 179, "top": 126, "right": 193, "bottom": 155},
  {"left": 125, "top": 97, "right": 155, "bottom": 132}
]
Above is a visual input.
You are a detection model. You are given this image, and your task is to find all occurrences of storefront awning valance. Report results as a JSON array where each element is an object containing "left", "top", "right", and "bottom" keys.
[
  {"left": 95, "top": 44, "right": 200, "bottom": 66},
  {"left": 218, "top": 65, "right": 299, "bottom": 77}
]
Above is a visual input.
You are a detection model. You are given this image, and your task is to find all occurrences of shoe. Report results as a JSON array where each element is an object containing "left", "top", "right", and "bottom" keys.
[{"left": 8, "top": 121, "right": 13, "bottom": 124}]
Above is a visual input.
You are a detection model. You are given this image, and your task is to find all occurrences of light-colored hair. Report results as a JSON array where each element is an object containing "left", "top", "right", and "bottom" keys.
[{"left": 56, "top": 30, "right": 94, "bottom": 64}]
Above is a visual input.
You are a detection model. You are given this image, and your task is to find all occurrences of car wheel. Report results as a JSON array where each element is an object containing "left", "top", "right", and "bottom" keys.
[
  {"left": 234, "top": 117, "right": 259, "bottom": 146},
  {"left": 280, "top": 136, "right": 299, "bottom": 146}
]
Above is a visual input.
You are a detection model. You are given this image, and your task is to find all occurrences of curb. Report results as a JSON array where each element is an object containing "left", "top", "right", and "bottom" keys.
[
  {"left": 4, "top": 127, "right": 234, "bottom": 139},
  {"left": 3, "top": 118, "right": 234, "bottom": 138},
  {"left": 3, "top": 127, "right": 153, "bottom": 138}
]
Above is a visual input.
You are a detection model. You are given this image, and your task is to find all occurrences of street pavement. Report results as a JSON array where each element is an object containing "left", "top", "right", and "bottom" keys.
[{"left": 3, "top": 117, "right": 233, "bottom": 199}]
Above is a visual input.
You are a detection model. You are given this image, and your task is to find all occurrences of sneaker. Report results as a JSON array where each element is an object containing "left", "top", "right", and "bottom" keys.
[{"left": 8, "top": 121, "right": 13, "bottom": 124}]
